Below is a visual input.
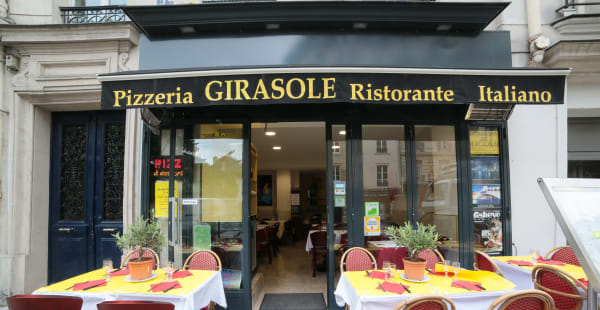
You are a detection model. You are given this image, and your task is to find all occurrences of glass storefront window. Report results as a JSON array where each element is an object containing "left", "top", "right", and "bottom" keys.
[
  {"left": 469, "top": 126, "right": 503, "bottom": 256},
  {"left": 149, "top": 124, "right": 244, "bottom": 290},
  {"left": 361, "top": 125, "right": 407, "bottom": 238},
  {"left": 415, "top": 125, "right": 458, "bottom": 261}
]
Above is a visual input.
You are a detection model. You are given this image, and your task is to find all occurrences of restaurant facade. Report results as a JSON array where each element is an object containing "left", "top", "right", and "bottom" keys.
[{"left": 0, "top": 0, "right": 576, "bottom": 309}]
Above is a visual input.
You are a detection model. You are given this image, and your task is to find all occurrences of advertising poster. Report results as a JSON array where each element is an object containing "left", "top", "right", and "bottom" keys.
[
  {"left": 365, "top": 201, "right": 380, "bottom": 216},
  {"left": 335, "top": 196, "right": 345, "bottom": 207},
  {"left": 471, "top": 157, "right": 500, "bottom": 181},
  {"left": 154, "top": 180, "right": 179, "bottom": 218},
  {"left": 473, "top": 208, "right": 503, "bottom": 254},
  {"left": 364, "top": 216, "right": 381, "bottom": 236},
  {"left": 193, "top": 224, "right": 211, "bottom": 250},
  {"left": 472, "top": 184, "right": 501, "bottom": 205},
  {"left": 470, "top": 130, "right": 499, "bottom": 155},
  {"left": 335, "top": 181, "right": 346, "bottom": 195}
]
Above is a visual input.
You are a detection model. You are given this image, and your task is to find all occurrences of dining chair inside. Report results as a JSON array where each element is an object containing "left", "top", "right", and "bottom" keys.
[
  {"left": 120, "top": 248, "right": 160, "bottom": 270},
  {"left": 310, "top": 231, "right": 328, "bottom": 277},
  {"left": 545, "top": 246, "right": 581, "bottom": 266},
  {"left": 474, "top": 250, "right": 504, "bottom": 277},
  {"left": 97, "top": 300, "right": 175, "bottom": 310},
  {"left": 416, "top": 249, "right": 445, "bottom": 270},
  {"left": 184, "top": 249, "right": 222, "bottom": 271},
  {"left": 487, "top": 289, "right": 555, "bottom": 310},
  {"left": 340, "top": 247, "right": 376, "bottom": 273},
  {"left": 532, "top": 265, "right": 587, "bottom": 310},
  {"left": 257, "top": 226, "right": 272, "bottom": 264},
  {"left": 7, "top": 295, "right": 82, "bottom": 310},
  {"left": 393, "top": 294, "right": 456, "bottom": 310}
]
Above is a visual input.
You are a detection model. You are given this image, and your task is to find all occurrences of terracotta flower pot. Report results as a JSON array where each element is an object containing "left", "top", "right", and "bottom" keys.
[
  {"left": 403, "top": 258, "right": 427, "bottom": 281},
  {"left": 129, "top": 258, "right": 153, "bottom": 281}
]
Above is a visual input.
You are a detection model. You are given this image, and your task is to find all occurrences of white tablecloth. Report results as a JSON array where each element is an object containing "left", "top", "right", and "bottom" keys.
[
  {"left": 334, "top": 273, "right": 513, "bottom": 310},
  {"left": 34, "top": 271, "right": 227, "bottom": 310},
  {"left": 305, "top": 229, "right": 346, "bottom": 252},
  {"left": 494, "top": 258, "right": 594, "bottom": 309},
  {"left": 263, "top": 220, "right": 285, "bottom": 239}
]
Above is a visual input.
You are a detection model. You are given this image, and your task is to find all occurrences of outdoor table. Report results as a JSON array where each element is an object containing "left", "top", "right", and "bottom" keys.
[
  {"left": 493, "top": 256, "right": 592, "bottom": 308},
  {"left": 34, "top": 268, "right": 227, "bottom": 310},
  {"left": 493, "top": 256, "right": 587, "bottom": 290},
  {"left": 335, "top": 266, "right": 516, "bottom": 310},
  {"left": 305, "top": 229, "right": 346, "bottom": 252}
]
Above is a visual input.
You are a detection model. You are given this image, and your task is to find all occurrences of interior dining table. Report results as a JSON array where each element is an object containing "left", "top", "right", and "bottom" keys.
[
  {"left": 33, "top": 268, "right": 227, "bottom": 310},
  {"left": 335, "top": 265, "right": 516, "bottom": 310},
  {"left": 305, "top": 228, "right": 346, "bottom": 252}
]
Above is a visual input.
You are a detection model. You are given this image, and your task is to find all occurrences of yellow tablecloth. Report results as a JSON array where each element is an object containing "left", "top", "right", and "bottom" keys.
[
  {"left": 35, "top": 269, "right": 218, "bottom": 297},
  {"left": 494, "top": 256, "right": 587, "bottom": 280},
  {"left": 344, "top": 266, "right": 515, "bottom": 296}
]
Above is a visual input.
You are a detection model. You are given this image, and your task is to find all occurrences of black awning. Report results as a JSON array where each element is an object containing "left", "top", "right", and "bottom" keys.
[
  {"left": 98, "top": 66, "right": 570, "bottom": 116},
  {"left": 121, "top": 1, "right": 509, "bottom": 40}
]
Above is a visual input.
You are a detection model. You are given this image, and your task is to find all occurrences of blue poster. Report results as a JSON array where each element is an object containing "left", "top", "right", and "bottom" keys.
[{"left": 472, "top": 184, "right": 501, "bottom": 205}]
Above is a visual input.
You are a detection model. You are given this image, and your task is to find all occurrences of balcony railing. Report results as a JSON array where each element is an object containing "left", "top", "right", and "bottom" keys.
[
  {"left": 61, "top": 6, "right": 127, "bottom": 24},
  {"left": 557, "top": 0, "right": 600, "bottom": 16}
]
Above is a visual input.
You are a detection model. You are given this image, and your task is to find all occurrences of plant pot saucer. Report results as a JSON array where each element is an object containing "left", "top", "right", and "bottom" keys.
[
  {"left": 399, "top": 273, "right": 430, "bottom": 283},
  {"left": 124, "top": 272, "right": 158, "bottom": 283}
]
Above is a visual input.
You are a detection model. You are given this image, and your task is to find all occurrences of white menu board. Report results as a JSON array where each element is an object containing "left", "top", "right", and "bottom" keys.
[{"left": 538, "top": 178, "right": 600, "bottom": 291}]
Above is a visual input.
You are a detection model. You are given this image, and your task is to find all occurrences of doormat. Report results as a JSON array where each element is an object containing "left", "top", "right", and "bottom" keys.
[{"left": 260, "top": 293, "right": 326, "bottom": 310}]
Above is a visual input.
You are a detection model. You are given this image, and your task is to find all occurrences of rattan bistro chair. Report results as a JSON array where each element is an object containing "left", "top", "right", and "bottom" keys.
[
  {"left": 474, "top": 250, "right": 504, "bottom": 277},
  {"left": 184, "top": 249, "right": 222, "bottom": 271},
  {"left": 120, "top": 248, "right": 160, "bottom": 270},
  {"left": 545, "top": 246, "right": 581, "bottom": 266},
  {"left": 7, "top": 295, "right": 83, "bottom": 310},
  {"left": 532, "top": 265, "right": 587, "bottom": 310},
  {"left": 488, "top": 289, "right": 555, "bottom": 310},
  {"left": 394, "top": 295, "right": 456, "bottom": 310},
  {"left": 340, "top": 247, "right": 377, "bottom": 273},
  {"left": 417, "top": 248, "right": 445, "bottom": 269}
]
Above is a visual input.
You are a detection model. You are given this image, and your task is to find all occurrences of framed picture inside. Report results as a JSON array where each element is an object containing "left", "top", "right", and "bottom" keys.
[{"left": 258, "top": 175, "right": 273, "bottom": 206}]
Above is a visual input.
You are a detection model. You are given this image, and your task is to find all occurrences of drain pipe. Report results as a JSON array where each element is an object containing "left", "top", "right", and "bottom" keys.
[{"left": 527, "top": 0, "right": 550, "bottom": 65}]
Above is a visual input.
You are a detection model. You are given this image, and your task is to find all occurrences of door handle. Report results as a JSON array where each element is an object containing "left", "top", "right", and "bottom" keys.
[
  {"left": 58, "top": 227, "right": 74, "bottom": 233},
  {"left": 102, "top": 228, "right": 117, "bottom": 232}
]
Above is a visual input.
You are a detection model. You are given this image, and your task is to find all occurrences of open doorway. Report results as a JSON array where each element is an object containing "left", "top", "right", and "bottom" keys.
[{"left": 251, "top": 122, "right": 331, "bottom": 309}]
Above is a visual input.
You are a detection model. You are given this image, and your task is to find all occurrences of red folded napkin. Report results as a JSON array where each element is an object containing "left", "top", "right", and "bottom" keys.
[
  {"left": 537, "top": 258, "right": 565, "bottom": 266},
  {"left": 110, "top": 268, "right": 129, "bottom": 276},
  {"left": 365, "top": 271, "right": 387, "bottom": 280},
  {"left": 377, "top": 281, "right": 409, "bottom": 294},
  {"left": 507, "top": 260, "right": 533, "bottom": 266},
  {"left": 579, "top": 278, "right": 588, "bottom": 287},
  {"left": 173, "top": 270, "right": 192, "bottom": 279},
  {"left": 73, "top": 279, "right": 107, "bottom": 291},
  {"left": 428, "top": 270, "right": 454, "bottom": 276},
  {"left": 150, "top": 281, "right": 181, "bottom": 293},
  {"left": 451, "top": 280, "right": 483, "bottom": 291}
]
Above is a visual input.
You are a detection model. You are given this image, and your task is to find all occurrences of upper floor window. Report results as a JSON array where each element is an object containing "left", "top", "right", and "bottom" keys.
[
  {"left": 334, "top": 166, "right": 341, "bottom": 181},
  {"left": 376, "top": 140, "right": 388, "bottom": 153},
  {"left": 332, "top": 141, "right": 341, "bottom": 153},
  {"left": 376, "top": 165, "right": 388, "bottom": 187}
]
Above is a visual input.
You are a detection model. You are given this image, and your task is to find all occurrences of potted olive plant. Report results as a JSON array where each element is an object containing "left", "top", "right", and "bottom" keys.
[
  {"left": 113, "top": 216, "right": 166, "bottom": 281},
  {"left": 385, "top": 222, "right": 440, "bottom": 281}
]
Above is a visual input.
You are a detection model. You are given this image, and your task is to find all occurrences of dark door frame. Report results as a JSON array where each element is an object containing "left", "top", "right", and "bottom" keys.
[
  {"left": 49, "top": 111, "right": 125, "bottom": 284},
  {"left": 144, "top": 105, "right": 511, "bottom": 309}
]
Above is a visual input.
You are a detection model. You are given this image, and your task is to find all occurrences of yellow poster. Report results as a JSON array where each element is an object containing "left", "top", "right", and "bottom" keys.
[
  {"left": 364, "top": 216, "right": 381, "bottom": 236},
  {"left": 154, "top": 180, "right": 179, "bottom": 218},
  {"left": 470, "top": 130, "right": 499, "bottom": 155}
]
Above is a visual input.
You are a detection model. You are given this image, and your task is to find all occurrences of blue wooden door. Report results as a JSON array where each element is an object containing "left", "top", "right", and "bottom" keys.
[{"left": 48, "top": 111, "right": 125, "bottom": 284}]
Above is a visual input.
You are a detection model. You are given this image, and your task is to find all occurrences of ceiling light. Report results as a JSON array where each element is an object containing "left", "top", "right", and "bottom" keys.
[
  {"left": 272, "top": 146, "right": 282, "bottom": 150},
  {"left": 265, "top": 131, "right": 276, "bottom": 136},
  {"left": 339, "top": 130, "right": 346, "bottom": 135},
  {"left": 179, "top": 26, "right": 196, "bottom": 34}
]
